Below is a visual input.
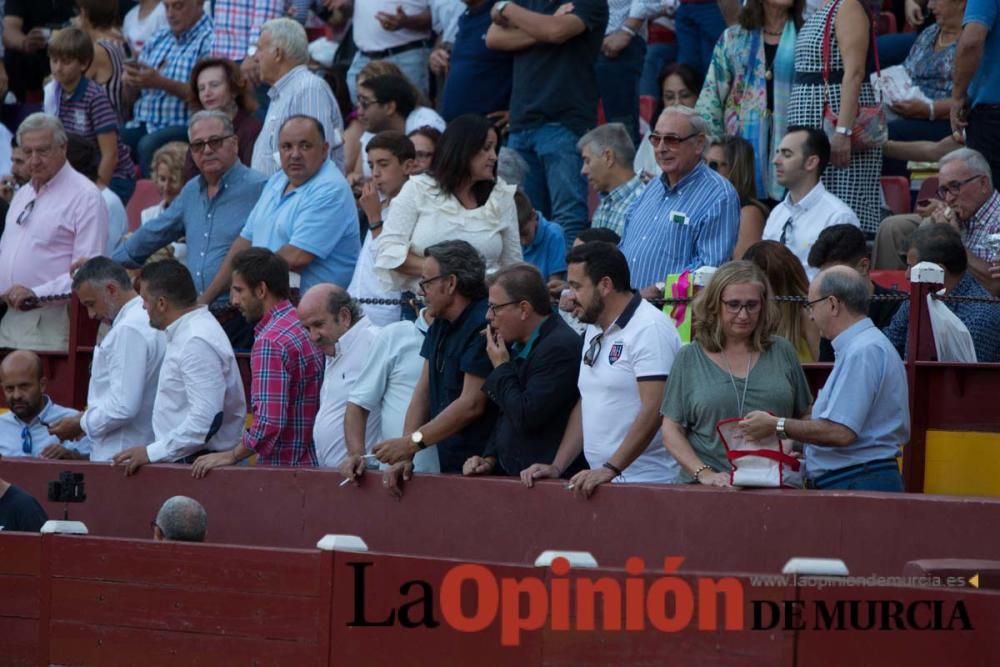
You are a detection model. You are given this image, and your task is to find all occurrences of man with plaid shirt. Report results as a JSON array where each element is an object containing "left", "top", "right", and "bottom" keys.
[
  {"left": 123, "top": 0, "right": 214, "bottom": 176},
  {"left": 211, "top": 0, "right": 285, "bottom": 86},
  {"left": 192, "top": 248, "right": 325, "bottom": 476}
]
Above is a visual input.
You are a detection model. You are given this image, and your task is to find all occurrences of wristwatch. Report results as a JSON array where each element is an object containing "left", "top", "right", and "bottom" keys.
[
  {"left": 495, "top": 0, "right": 511, "bottom": 16},
  {"left": 776, "top": 418, "right": 788, "bottom": 440},
  {"left": 410, "top": 430, "right": 426, "bottom": 450},
  {"left": 834, "top": 126, "right": 853, "bottom": 137}
]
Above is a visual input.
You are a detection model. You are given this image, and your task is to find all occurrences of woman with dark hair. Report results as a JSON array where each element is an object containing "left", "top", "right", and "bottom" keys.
[
  {"left": 182, "top": 58, "right": 262, "bottom": 179},
  {"left": 706, "top": 136, "right": 770, "bottom": 259},
  {"left": 696, "top": 0, "right": 804, "bottom": 201},
  {"left": 742, "top": 240, "right": 820, "bottom": 361},
  {"left": 78, "top": 0, "right": 131, "bottom": 124},
  {"left": 660, "top": 260, "right": 812, "bottom": 486},
  {"left": 635, "top": 63, "right": 704, "bottom": 178},
  {"left": 408, "top": 126, "right": 441, "bottom": 175},
  {"left": 375, "top": 114, "right": 521, "bottom": 293}
]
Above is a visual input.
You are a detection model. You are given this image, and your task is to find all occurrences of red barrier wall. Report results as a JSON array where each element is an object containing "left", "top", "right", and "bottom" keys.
[{"left": 4, "top": 459, "right": 1000, "bottom": 579}]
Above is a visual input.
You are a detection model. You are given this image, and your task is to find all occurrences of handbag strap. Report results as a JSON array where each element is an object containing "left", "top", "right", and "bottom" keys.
[
  {"left": 822, "top": 0, "right": 882, "bottom": 94},
  {"left": 727, "top": 448, "right": 802, "bottom": 471}
]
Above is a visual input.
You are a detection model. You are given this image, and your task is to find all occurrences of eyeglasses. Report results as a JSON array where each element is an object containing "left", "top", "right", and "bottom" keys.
[
  {"left": 189, "top": 134, "right": 234, "bottom": 153},
  {"left": 418, "top": 275, "right": 445, "bottom": 293},
  {"left": 937, "top": 175, "right": 982, "bottom": 199},
  {"left": 16, "top": 199, "right": 36, "bottom": 226},
  {"left": 487, "top": 300, "right": 520, "bottom": 316},
  {"left": 583, "top": 332, "right": 604, "bottom": 367},
  {"left": 707, "top": 160, "right": 727, "bottom": 171},
  {"left": 357, "top": 97, "right": 381, "bottom": 110},
  {"left": 722, "top": 300, "right": 761, "bottom": 315},
  {"left": 21, "top": 425, "right": 31, "bottom": 454},
  {"left": 803, "top": 295, "right": 832, "bottom": 313},
  {"left": 415, "top": 151, "right": 434, "bottom": 161},
  {"left": 648, "top": 132, "right": 700, "bottom": 148}
]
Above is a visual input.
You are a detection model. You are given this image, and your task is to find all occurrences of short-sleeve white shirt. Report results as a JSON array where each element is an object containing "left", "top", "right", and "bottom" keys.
[{"left": 578, "top": 296, "right": 682, "bottom": 483}]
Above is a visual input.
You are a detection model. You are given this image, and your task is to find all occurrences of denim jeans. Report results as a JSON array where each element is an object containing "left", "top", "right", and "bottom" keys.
[
  {"left": 640, "top": 41, "right": 678, "bottom": 97},
  {"left": 109, "top": 176, "right": 136, "bottom": 206},
  {"left": 884, "top": 117, "right": 952, "bottom": 176},
  {"left": 596, "top": 37, "right": 647, "bottom": 145},
  {"left": 876, "top": 33, "right": 917, "bottom": 69},
  {"left": 508, "top": 123, "right": 589, "bottom": 248},
  {"left": 820, "top": 468, "right": 905, "bottom": 492},
  {"left": 967, "top": 105, "right": 1000, "bottom": 189},
  {"left": 122, "top": 124, "right": 190, "bottom": 177},
  {"left": 347, "top": 47, "right": 431, "bottom": 104},
  {"left": 674, "top": 3, "right": 726, "bottom": 76}
]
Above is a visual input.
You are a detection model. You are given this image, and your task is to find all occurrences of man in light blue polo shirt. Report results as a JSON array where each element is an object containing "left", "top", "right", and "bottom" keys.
[
  {"left": 618, "top": 105, "right": 739, "bottom": 298},
  {"left": 217, "top": 114, "right": 360, "bottom": 294},
  {"left": 740, "top": 266, "right": 909, "bottom": 492},
  {"left": 952, "top": 0, "right": 1000, "bottom": 187}
]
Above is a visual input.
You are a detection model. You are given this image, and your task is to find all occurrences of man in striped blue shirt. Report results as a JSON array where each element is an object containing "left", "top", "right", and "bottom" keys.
[{"left": 618, "top": 106, "right": 740, "bottom": 296}]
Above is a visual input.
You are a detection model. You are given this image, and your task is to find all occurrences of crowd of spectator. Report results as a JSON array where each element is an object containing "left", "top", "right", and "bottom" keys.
[{"left": 0, "top": 0, "right": 998, "bottom": 505}]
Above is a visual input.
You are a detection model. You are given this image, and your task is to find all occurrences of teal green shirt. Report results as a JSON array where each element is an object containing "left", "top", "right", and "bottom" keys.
[{"left": 511, "top": 317, "right": 549, "bottom": 360}]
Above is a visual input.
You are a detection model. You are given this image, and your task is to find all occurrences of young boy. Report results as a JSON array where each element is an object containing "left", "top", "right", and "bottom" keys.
[
  {"left": 515, "top": 189, "right": 567, "bottom": 288},
  {"left": 47, "top": 28, "right": 136, "bottom": 204},
  {"left": 348, "top": 130, "right": 416, "bottom": 326}
]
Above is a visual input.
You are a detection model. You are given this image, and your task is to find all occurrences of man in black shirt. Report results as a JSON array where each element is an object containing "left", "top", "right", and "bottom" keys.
[
  {"left": 3, "top": 0, "right": 78, "bottom": 101},
  {"left": 808, "top": 224, "right": 906, "bottom": 362},
  {"left": 0, "top": 465, "right": 48, "bottom": 532}
]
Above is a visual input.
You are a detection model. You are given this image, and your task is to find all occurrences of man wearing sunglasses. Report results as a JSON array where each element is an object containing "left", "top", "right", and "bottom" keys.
[
  {"left": 873, "top": 148, "right": 1000, "bottom": 296},
  {"left": 114, "top": 110, "right": 268, "bottom": 349},
  {"left": 618, "top": 106, "right": 739, "bottom": 298},
  {"left": 521, "top": 241, "right": 681, "bottom": 498}
]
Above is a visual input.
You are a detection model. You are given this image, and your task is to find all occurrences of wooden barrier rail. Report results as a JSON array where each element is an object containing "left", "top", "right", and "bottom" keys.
[{"left": 3, "top": 532, "right": 999, "bottom": 666}]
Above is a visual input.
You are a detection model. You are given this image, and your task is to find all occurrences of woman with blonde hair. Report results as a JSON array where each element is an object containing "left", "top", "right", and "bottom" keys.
[
  {"left": 660, "top": 260, "right": 812, "bottom": 486},
  {"left": 742, "top": 240, "right": 820, "bottom": 361}
]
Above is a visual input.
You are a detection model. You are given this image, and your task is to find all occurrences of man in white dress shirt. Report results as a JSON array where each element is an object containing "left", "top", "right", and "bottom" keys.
[
  {"left": 48, "top": 257, "right": 166, "bottom": 462},
  {"left": 763, "top": 126, "right": 860, "bottom": 279},
  {"left": 250, "top": 18, "right": 345, "bottom": 175},
  {"left": 298, "top": 284, "right": 381, "bottom": 468},
  {"left": 113, "top": 260, "right": 246, "bottom": 475}
]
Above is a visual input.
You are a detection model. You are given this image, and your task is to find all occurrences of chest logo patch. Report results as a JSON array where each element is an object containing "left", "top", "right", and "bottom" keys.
[{"left": 608, "top": 342, "right": 624, "bottom": 365}]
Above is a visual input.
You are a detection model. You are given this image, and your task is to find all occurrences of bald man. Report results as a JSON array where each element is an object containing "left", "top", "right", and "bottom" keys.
[
  {"left": 297, "top": 284, "right": 381, "bottom": 468},
  {"left": 739, "top": 266, "right": 909, "bottom": 492},
  {"left": 152, "top": 496, "right": 207, "bottom": 542},
  {"left": 0, "top": 350, "right": 92, "bottom": 459}
]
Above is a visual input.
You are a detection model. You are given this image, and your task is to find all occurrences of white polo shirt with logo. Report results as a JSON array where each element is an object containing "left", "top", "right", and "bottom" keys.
[{"left": 578, "top": 295, "right": 682, "bottom": 483}]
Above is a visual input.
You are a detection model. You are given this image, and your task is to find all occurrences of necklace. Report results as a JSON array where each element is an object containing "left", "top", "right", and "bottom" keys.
[
  {"left": 721, "top": 348, "right": 755, "bottom": 417},
  {"left": 936, "top": 29, "right": 959, "bottom": 49},
  {"left": 763, "top": 28, "right": 783, "bottom": 36}
]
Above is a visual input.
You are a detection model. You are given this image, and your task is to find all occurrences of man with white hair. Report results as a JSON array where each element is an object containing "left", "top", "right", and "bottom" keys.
[
  {"left": 0, "top": 113, "right": 108, "bottom": 351},
  {"left": 251, "top": 18, "right": 345, "bottom": 176},
  {"left": 152, "top": 496, "right": 207, "bottom": 542},
  {"left": 618, "top": 106, "right": 740, "bottom": 296},
  {"left": 578, "top": 122, "right": 645, "bottom": 237}
]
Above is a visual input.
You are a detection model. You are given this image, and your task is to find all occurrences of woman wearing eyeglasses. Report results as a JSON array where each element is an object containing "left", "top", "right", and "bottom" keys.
[
  {"left": 375, "top": 114, "right": 522, "bottom": 295},
  {"left": 182, "top": 57, "right": 262, "bottom": 180},
  {"left": 695, "top": 0, "right": 803, "bottom": 203},
  {"left": 743, "top": 240, "right": 821, "bottom": 361},
  {"left": 660, "top": 261, "right": 813, "bottom": 486}
]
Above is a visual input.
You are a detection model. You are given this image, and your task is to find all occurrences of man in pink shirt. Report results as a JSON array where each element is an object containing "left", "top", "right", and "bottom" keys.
[{"left": 0, "top": 113, "right": 109, "bottom": 351}]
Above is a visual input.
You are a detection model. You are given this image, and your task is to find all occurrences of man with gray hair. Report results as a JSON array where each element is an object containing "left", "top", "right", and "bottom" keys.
[
  {"left": 0, "top": 113, "right": 108, "bottom": 351},
  {"left": 578, "top": 122, "right": 644, "bottom": 237},
  {"left": 48, "top": 257, "right": 166, "bottom": 462},
  {"left": 373, "top": 240, "right": 496, "bottom": 478},
  {"left": 618, "top": 106, "right": 740, "bottom": 297},
  {"left": 113, "top": 110, "right": 267, "bottom": 349},
  {"left": 874, "top": 147, "right": 1000, "bottom": 294},
  {"left": 741, "top": 266, "right": 909, "bottom": 492},
  {"left": 251, "top": 18, "right": 345, "bottom": 176},
  {"left": 122, "top": 0, "right": 214, "bottom": 175},
  {"left": 152, "top": 496, "right": 208, "bottom": 542},
  {"left": 298, "top": 284, "right": 381, "bottom": 468}
]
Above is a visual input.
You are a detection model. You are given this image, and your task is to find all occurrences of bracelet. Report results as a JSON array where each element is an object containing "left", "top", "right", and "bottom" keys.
[
  {"left": 693, "top": 464, "right": 712, "bottom": 482},
  {"left": 619, "top": 24, "right": 638, "bottom": 37},
  {"left": 368, "top": 220, "right": 383, "bottom": 231},
  {"left": 928, "top": 102, "right": 935, "bottom": 121},
  {"left": 603, "top": 461, "right": 623, "bottom": 476}
]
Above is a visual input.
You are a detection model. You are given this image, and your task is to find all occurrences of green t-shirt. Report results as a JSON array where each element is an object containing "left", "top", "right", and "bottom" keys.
[{"left": 660, "top": 336, "right": 812, "bottom": 482}]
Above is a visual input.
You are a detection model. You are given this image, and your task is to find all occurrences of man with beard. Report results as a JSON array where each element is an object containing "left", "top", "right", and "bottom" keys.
[
  {"left": 0, "top": 350, "right": 92, "bottom": 459},
  {"left": 47, "top": 257, "right": 166, "bottom": 462},
  {"left": 192, "top": 248, "right": 325, "bottom": 476},
  {"left": 521, "top": 241, "right": 682, "bottom": 497}
]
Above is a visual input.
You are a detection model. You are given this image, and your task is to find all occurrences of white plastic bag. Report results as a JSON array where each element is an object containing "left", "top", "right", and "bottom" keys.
[
  {"left": 927, "top": 291, "right": 977, "bottom": 363},
  {"left": 870, "top": 65, "right": 931, "bottom": 108},
  {"left": 717, "top": 418, "right": 802, "bottom": 488}
]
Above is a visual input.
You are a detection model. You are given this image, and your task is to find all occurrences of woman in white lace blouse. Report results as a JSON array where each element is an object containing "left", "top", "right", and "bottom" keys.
[{"left": 374, "top": 114, "right": 522, "bottom": 293}]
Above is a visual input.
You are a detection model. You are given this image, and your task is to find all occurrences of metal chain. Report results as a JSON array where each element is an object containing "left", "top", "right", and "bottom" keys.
[{"left": 933, "top": 293, "right": 1000, "bottom": 304}]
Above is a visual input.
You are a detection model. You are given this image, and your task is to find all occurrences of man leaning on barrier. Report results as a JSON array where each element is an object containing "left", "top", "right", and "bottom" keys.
[{"left": 740, "top": 266, "right": 909, "bottom": 492}]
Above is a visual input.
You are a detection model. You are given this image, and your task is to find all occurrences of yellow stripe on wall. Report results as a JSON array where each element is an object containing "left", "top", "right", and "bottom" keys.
[{"left": 924, "top": 430, "right": 1000, "bottom": 497}]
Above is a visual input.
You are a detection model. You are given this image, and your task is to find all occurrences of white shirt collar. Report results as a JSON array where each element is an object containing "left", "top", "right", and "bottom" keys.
[{"left": 785, "top": 181, "right": 828, "bottom": 212}]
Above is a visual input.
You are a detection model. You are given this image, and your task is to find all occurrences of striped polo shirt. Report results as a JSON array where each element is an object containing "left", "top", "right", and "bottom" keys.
[
  {"left": 618, "top": 161, "right": 740, "bottom": 288},
  {"left": 57, "top": 77, "right": 136, "bottom": 181}
]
